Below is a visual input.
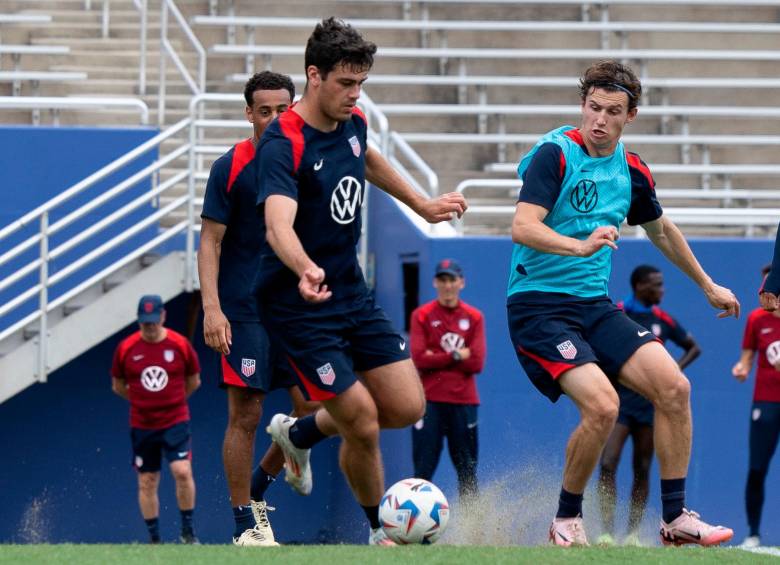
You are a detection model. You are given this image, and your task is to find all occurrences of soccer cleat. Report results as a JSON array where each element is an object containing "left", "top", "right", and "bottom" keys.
[
  {"left": 659, "top": 508, "right": 734, "bottom": 547},
  {"left": 623, "top": 531, "right": 643, "bottom": 547},
  {"left": 266, "top": 414, "right": 312, "bottom": 496},
  {"left": 250, "top": 500, "right": 279, "bottom": 545},
  {"left": 595, "top": 532, "right": 616, "bottom": 546},
  {"left": 233, "top": 524, "right": 278, "bottom": 547},
  {"left": 549, "top": 516, "right": 589, "bottom": 547},
  {"left": 739, "top": 535, "right": 760, "bottom": 548},
  {"left": 179, "top": 532, "right": 200, "bottom": 544},
  {"left": 369, "top": 527, "right": 397, "bottom": 546}
]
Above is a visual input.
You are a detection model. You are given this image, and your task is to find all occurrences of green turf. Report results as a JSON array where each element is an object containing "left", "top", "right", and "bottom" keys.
[{"left": 0, "top": 544, "right": 776, "bottom": 565}]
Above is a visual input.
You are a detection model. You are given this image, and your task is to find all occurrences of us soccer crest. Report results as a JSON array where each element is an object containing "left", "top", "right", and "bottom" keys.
[
  {"left": 316, "top": 362, "right": 336, "bottom": 386},
  {"left": 459, "top": 318, "right": 470, "bottom": 331},
  {"left": 241, "top": 358, "right": 256, "bottom": 377},
  {"left": 556, "top": 340, "right": 578, "bottom": 360},
  {"left": 348, "top": 135, "right": 361, "bottom": 157},
  {"left": 163, "top": 349, "right": 174, "bottom": 363}
]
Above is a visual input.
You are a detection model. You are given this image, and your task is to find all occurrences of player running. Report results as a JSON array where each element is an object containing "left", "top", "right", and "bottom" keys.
[
  {"left": 254, "top": 18, "right": 467, "bottom": 545},
  {"left": 198, "top": 71, "right": 318, "bottom": 546},
  {"left": 506, "top": 60, "right": 738, "bottom": 548}
]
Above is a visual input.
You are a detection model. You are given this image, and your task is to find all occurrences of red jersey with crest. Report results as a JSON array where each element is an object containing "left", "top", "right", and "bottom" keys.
[
  {"left": 111, "top": 329, "right": 201, "bottom": 429},
  {"left": 741, "top": 308, "right": 780, "bottom": 402},
  {"left": 409, "top": 299, "right": 486, "bottom": 404}
]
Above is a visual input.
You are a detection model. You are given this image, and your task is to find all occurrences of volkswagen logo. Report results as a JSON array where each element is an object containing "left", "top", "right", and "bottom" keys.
[
  {"left": 330, "top": 176, "right": 363, "bottom": 225},
  {"left": 570, "top": 179, "right": 598, "bottom": 213},
  {"left": 140, "top": 365, "right": 169, "bottom": 392}
]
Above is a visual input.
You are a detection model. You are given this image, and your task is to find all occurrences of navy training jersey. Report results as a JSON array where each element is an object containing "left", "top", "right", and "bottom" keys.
[
  {"left": 617, "top": 297, "right": 690, "bottom": 347},
  {"left": 201, "top": 139, "right": 263, "bottom": 321},
  {"left": 255, "top": 105, "right": 369, "bottom": 305}
]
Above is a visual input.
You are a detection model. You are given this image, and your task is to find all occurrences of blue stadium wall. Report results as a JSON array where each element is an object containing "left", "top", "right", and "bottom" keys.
[{"left": 1, "top": 177, "right": 778, "bottom": 544}]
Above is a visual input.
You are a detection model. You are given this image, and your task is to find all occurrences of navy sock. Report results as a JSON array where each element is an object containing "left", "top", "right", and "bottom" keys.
[
  {"left": 288, "top": 415, "right": 327, "bottom": 449},
  {"left": 232, "top": 504, "right": 256, "bottom": 538},
  {"left": 144, "top": 517, "right": 160, "bottom": 542},
  {"left": 362, "top": 504, "right": 381, "bottom": 530},
  {"left": 180, "top": 509, "right": 194, "bottom": 536},
  {"left": 661, "top": 478, "right": 686, "bottom": 524},
  {"left": 556, "top": 488, "right": 583, "bottom": 519},
  {"left": 250, "top": 464, "right": 276, "bottom": 502}
]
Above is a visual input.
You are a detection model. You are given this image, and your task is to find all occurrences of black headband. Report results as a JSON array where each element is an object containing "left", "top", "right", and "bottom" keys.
[{"left": 593, "top": 81, "right": 635, "bottom": 100}]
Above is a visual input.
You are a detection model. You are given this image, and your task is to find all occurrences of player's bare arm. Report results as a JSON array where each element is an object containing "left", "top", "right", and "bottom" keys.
[
  {"left": 676, "top": 336, "right": 701, "bottom": 371},
  {"left": 365, "top": 147, "right": 466, "bottom": 222},
  {"left": 511, "top": 202, "right": 618, "bottom": 257},
  {"left": 642, "top": 215, "right": 740, "bottom": 318},
  {"left": 197, "top": 218, "right": 232, "bottom": 355},
  {"left": 185, "top": 373, "right": 201, "bottom": 397},
  {"left": 111, "top": 376, "right": 129, "bottom": 400},
  {"left": 265, "top": 194, "right": 332, "bottom": 303},
  {"left": 731, "top": 349, "right": 754, "bottom": 382}
]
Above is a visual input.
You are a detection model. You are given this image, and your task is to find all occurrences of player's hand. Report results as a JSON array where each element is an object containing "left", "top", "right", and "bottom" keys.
[
  {"left": 299, "top": 266, "right": 332, "bottom": 303},
  {"left": 418, "top": 192, "right": 468, "bottom": 223},
  {"left": 760, "top": 291, "right": 779, "bottom": 312},
  {"left": 704, "top": 283, "right": 740, "bottom": 319},
  {"left": 457, "top": 347, "right": 471, "bottom": 360},
  {"left": 203, "top": 306, "right": 232, "bottom": 355},
  {"left": 577, "top": 226, "right": 619, "bottom": 257},
  {"left": 731, "top": 361, "right": 749, "bottom": 382}
]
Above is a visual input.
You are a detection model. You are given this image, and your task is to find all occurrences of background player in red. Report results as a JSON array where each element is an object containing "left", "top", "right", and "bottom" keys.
[
  {"left": 409, "top": 259, "right": 486, "bottom": 501},
  {"left": 111, "top": 295, "right": 201, "bottom": 544},
  {"left": 198, "top": 71, "right": 318, "bottom": 546},
  {"left": 732, "top": 265, "right": 780, "bottom": 549},
  {"left": 597, "top": 265, "right": 701, "bottom": 546},
  {"left": 256, "top": 18, "right": 467, "bottom": 545}
]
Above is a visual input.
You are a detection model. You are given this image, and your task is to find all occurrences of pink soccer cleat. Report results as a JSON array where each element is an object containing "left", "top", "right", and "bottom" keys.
[
  {"left": 659, "top": 508, "right": 734, "bottom": 547},
  {"left": 549, "top": 516, "right": 589, "bottom": 547}
]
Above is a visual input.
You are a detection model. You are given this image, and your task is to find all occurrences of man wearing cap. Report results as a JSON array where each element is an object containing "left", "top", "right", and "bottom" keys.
[
  {"left": 111, "top": 295, "right": 201, "bottom": 544},
  {"left": 409, "top": 259, "right": 486, "bottom": 500}
]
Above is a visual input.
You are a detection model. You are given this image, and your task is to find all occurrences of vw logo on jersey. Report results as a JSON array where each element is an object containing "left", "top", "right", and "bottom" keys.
[
  {"left": 440, "top": 332, "right": 465, "bottom": 353},
  {"left": 766, "top": 340, "right": 780, "bottom": 365},
  {"left": 140, "top": 365, "right": 169, "bottom": 392},
  {"left": 330, "top": 176, "right": 364, "bottom": 225},
  {"left": 570, "top": 179, "right": 598, "bottom": 213}
]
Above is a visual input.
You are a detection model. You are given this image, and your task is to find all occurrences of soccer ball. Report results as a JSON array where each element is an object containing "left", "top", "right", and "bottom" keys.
[{"left": 379, "top": 478, "right": 450, "bottom": 544}]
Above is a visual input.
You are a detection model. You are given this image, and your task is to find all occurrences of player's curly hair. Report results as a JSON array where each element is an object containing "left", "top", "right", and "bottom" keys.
[
  {"left": 630, "top": 264, "right": 661, "bottom": 290},
  {"left": 579, "top": 60, "right": 642, "bottom": 110},
  {"left": 305, "top": 17, "right": 377, "bottom": 79},
  {"left": 243, "top": 71, "right": 295, "bottom": 107}
]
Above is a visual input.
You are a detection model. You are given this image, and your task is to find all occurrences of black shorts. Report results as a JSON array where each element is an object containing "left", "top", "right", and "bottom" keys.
[
  {"left": 263, "top": 292, "right": 410, "bottom": 401},
  {"left": 131, "top": 421, "right": 191, "bottom": 473},
  {"left": 507, "top": 292, "right": 658, "bottom": 402},
  {"left": 219, "top": 321, "right": 297, "bottom": 392},
  {"left": 749, "top": 401, "right": 780, "bottom": 472},
  {"left": 617, "top": 385, "right": 654, "bottom": 428}
]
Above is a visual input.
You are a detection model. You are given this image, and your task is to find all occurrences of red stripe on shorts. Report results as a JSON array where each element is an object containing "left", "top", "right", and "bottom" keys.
[
  {"left": 286, "top": 356, "right": 337, "bottom": 401},
  {"left": 518, "top": 346, "right": 576, "bottom": 380},
  {"left": 221, "top": 355, "right": 247, "bottom": 388}
]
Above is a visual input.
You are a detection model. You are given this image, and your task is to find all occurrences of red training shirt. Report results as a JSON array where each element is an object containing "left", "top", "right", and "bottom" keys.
[
  {"left": 741, "top": 308, "right": 780, "bottom": 403},
  {"left": 111, "top": 329, "right": 201, "bottom": 429},
  {"left": 409, "top": 299, "right": 486, "bottom": 404}
]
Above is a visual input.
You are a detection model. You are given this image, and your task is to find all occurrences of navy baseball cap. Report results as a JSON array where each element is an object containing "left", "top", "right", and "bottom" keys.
[
  {"left": 137, "top": 295, "right": 164, "bottom": 323},
  {"left": 435, "top": 259, "right": 464, "bottom": 278}
]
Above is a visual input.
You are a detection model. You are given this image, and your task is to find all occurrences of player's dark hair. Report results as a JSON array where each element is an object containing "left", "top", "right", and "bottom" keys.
[
  {"left": 579, "top": 60, "right": 642, "bottom": 111},
  {"left": 304, "top": 17, "right": 377, "bottom": 79},
  {"left": 243, "top": 71, "right": 295, "bottom": 107},
  {"left": 630, "top": 264, "right": 661, "bottom": 290},
  {"left": 762, "top": 263, "right": 772, "bottom": 277}
]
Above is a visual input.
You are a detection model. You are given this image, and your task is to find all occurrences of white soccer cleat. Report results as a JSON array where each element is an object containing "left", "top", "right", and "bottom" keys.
[
  {"left": 549, "top": 516, "right": 589, "bottom": 547},
  {"left": 369, "top": 527, "right": 397, "bottom": 546},
  {"left": 250, "top": 500, "right": 278, "bottom": 545},
  {"left": 266, "top": 414, "right": 312, "bottom": 496},
  {"left": 739, "top": 535, "right": 760, "bottom": 548},
  {"left": 233, "top": 524, "right": 279, "bottom": 547}
]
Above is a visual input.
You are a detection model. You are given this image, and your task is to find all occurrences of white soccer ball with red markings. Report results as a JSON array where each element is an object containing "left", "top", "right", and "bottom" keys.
[{"left": 379, "top": 478, "right": 450, "bottom": 544}]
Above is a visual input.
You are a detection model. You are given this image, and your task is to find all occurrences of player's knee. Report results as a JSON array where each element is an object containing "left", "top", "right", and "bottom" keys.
[
  {"left": 657, "top": 373, "right": 690, "bottom": 412},
  {"left": 170, "top": 464, "right": 192, "bottom": 483},
  {"left": 228, "top": 408, "right": 261, "bottom": 435},
  {"left": 584, "top": 398, "right": 619, "bottom": 436},
  {"left": 138, "top": 473, "right": 159, "bottom": 493}
]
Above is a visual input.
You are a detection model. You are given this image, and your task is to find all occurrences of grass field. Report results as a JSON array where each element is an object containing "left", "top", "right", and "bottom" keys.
[{"left": 0, "top": 544, "right": 777, "bottom": 564}]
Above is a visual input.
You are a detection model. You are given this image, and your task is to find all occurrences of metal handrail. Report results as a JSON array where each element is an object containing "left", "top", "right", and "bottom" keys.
[
  {"left": 159, "top": 0, "right": 206, "bottom": 126},
  {"left": 0, "top": 96, "right": 149, "bottom": 125}
]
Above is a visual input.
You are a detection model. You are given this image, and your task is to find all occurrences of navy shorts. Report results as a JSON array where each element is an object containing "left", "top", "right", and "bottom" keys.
[
  {"left": 219, "top": 321, "right": 297, "bottom": 392},
  {"left": 131, "top": 421, "right": 191, "bottom": 473},
  {"left": 617, "top": 385, "right": 654, "bottom": 428},
  {"left": 507, "top": 292, "right": 658, "bottom": 402},
  {"left": 263, "top": 292, "right": 410, "bottom": 402},
  {"left": 749, "top": 401, "right": 780, "bottom": 473}
]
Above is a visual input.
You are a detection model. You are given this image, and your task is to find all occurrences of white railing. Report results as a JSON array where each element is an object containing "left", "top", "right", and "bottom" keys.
[
  {"left": 159, "top": 0, "right": 206, "bottom": 126},
  {"left": 0, "top": 96, "right": 149, "bottom": 126}
]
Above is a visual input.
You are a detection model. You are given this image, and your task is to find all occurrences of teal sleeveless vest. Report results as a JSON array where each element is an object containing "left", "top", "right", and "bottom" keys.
[{"left": 507, "top": 126, "right": 631, "bottom": 298}]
